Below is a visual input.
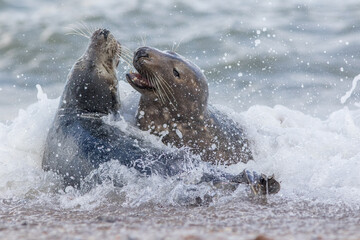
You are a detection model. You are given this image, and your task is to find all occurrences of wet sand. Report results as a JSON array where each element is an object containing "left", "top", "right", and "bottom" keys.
[{"left": 1, "top": 197, "right": 359, "bottom": 240}]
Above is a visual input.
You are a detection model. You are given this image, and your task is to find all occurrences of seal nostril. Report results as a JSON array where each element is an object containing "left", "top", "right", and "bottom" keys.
[
  {"left": 135, "top": 48, "right": 150, "bottom": 62},
  {"left": 100, "top": 29, "right": 110, "bottom": 40}
]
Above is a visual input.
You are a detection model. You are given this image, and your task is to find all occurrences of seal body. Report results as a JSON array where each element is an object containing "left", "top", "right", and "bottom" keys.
[
  {"left": 126, "top": 47, "right": 253, "bottom": 165},
  {"left": 42, "top": 30, "right": 183, "bottom": 187},
  {"left": 43, "top": 111, "right": 185, "bottom": 187}
]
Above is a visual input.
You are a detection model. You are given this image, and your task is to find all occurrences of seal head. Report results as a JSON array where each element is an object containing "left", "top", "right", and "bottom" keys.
[
  {"left": 127, "top": 47, "right": 253, "bottom": 164},
  {"left": 127, "top": 47, "right": 208, "bottom": 117},
  {"left": 60, "top": 28, "right": 121, "bottom": 115}
]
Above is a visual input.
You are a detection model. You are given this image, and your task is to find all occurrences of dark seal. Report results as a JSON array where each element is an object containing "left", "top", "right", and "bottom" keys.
[
  {"left": 42, "top": 29, "right": 187, "bottom": 187},
  {"left": 126, "top": 47, "right": 253, "bottom": 165}
]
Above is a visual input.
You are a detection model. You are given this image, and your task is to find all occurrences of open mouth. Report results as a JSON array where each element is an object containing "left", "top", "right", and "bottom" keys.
[
  {"left": 126, "top": 72, "right": 154, "bottom": 89},
  {"left": 126, "top": 47, "right": 154, "bottom": 90}
]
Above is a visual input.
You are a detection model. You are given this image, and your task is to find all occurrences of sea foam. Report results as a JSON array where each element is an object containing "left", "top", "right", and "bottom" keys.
[{"left": 0, "top": 83, "right": 359, "bottom": 208}]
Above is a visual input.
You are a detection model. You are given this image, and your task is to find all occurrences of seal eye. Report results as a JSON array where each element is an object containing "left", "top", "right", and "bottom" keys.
[{"left": 173, "top": 69, "right": 180, "bottom": 78}]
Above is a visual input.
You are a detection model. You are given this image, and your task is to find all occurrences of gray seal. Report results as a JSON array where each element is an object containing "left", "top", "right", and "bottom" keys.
[
  {"left": 126, "top": 47, "right": 253, "bottom": 165},
  {"left": 42, "top": 29, "right": 186, "bottom": 187}
]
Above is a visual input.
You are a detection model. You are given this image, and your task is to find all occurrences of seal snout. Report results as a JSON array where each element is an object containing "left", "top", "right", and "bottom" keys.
[
  {"left": 99, "top": 29, "right": 110, "bottom": 40},
  {"left": 134, "top": 47, "right": 150, "bottom": 63}
]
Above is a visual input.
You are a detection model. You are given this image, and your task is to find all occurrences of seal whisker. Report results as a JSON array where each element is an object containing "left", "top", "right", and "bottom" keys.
[
  {"left": 146, "top": 71, "right": 174, "bottom": 105},
  {"left": 116, "top": 46, "right": 133, "bottom": 60},
  {"left": 119, "top": 44, "right": 132, "bottom": 53},
  {"left": 150, "top": 74, "right": 166, "bottom": 102},
  {"left": 148, "top": 77, "right": 160, "bottom": 100},
  {"left": 158, "top": 77, "right": 177, "bottom": 107},
  {"left": 117, "top": 55, "right": 133, "bottom": 68},
  {"left": 88, "top": 23, "right": 99, "bottom": 34},
  {"left": 121, "top": 51, "right": 134, "bottom": 59},
  {"left": 65, "top": 27, "right": 90, "bottom": 39},
  {"left": 79, "top": 21, "right": 94, "bottom": 38},
  {"left": 65, "top": 31, "right": 86, "bottom": 38},
  {"left": 155, "top": 74, "right": 177, "bottom": 104},
  {"left": 75, "top": 25, "right": 91, "bottom": 39},
  {"left": 73, "top": 24, "right": 91, "bottom": 39},
  {"left": 87, "top": 23, "right": 98, "bottom": 37},
  {"left": 117, "top": 48, "right": 134, "bottom": 60},
  {"left": 121, "top": 58, "right": 133, "bottom": 66},
  {"left": 149, "top": 73, "right": 166, "bottom": 104},
  {"left": 151, "top": 73, "right": 176, "bottom": 106},
  {"left": 157, "top": 74, "right": 175, "bottom": 94},
  {"left": 119, "top": 50, "right": 134, "bottom": 61},
  {"left": 121, "top": 60, "right": 133, "bottom": 69},
  {"left": 117, "top": 53, "right": 134, "bottom": 67},
  {"left": 77, "top": 21, "right": 90, "bottom": 37},
  {"left": 148, "top": 74, "right": 162, "bottom": 101},
  {"left": 117, "top": 52, "right": 132, "bottom": 61},
  {"left": 119, "top": 47, "right": 134, "bottom": 58},
  {"left": 158, "top": 77, "right": 175, "bottom": 100},
  {"left": 122, "top": 46, "right": 133, "bottom": 54},
  {"left": 118, "top": 54, "right": 132, "bottom": 63},
  {"left": 140, "top": 35, "right": 147, "bottom": 46},
  {"left": 173, "top": 38, "right": 183, "bottom": 52}
]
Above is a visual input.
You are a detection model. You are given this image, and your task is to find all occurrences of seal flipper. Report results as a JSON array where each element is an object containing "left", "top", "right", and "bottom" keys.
[
  {"left": 233, "top": 170, "right": 281, "bottom": 195},
  {"left": 199, "top": 170, "right": 280, "bottom": 195}
]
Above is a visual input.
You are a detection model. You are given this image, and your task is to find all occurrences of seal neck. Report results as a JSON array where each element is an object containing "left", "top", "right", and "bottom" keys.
[
  {"left": 81, "top": 42, "right": 116, "bottom": 74},
  {"left": 59, "top": 59, "right": 121, "bottom": 116}
]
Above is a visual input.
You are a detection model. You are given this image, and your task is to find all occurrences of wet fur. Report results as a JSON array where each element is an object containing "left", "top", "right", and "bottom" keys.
[
  {"left": 129, "top": 47, "right": 253, "bottom": 164},
  {"left": 42, "top": 30, "right": 185, "bottom": 187}
]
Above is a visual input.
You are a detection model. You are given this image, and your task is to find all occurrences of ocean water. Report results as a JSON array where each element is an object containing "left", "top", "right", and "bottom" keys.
[{"left": 1, "top": 0, "right": 360, "bottom": 239}]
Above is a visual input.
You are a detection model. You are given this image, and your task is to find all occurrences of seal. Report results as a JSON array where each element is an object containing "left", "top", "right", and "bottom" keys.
[
  {"left": 42, "top": 29, "right": 279, "bottom": 195},
  {"left": 42, "top": 29, "right": 186, "bottom": 187},
  {"left": 126, "top": 47, "right": 253, "bottom": 165}
]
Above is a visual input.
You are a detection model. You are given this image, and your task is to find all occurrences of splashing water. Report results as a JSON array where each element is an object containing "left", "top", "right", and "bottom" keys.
[
  {"left": 0, "top": 84, "right": 359, "bottom": 239},
  {"left": 341, "top": 74, "right": 360, "bottom": 104}
]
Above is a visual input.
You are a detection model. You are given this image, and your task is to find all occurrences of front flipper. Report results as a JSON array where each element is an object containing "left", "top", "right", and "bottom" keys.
[
  {"left": 232, "top": 170, "right": 280, "bottom": 195},
  {"left": 200, "top": 169, "right": 280, "bottom": 196}
]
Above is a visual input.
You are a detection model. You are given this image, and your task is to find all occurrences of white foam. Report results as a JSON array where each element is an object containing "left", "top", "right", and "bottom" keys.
[
  {"left": 241, "top": 105, "right": 360, "bottom": 203},
  {"left": 0, "top": 86, "right": 58, "bottom": 198},
  {"left": 0, "top": 86, "right": 360, "bottom": 207},
  {"left": 341, "top": 74, "right": 360, "bottom": 104}
]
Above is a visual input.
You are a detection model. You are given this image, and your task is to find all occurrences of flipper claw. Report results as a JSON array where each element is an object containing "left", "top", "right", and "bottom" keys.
[
  {"left": 199, "top": 169, "right": 281, "bottom": 196},
  {"left": 241, "top": 170, "right": 280, "bottom": 195}
]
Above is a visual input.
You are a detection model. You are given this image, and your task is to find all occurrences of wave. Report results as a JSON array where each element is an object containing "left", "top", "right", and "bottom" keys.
[{"left": 0, "top": 83, "right": 359, "bottom": 210}]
